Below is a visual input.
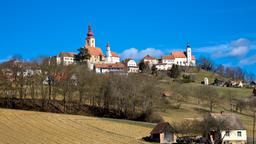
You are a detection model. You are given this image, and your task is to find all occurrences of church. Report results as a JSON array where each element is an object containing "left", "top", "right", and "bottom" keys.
[
  {"left": 83, "top": 25, "right": 123, "bottom": 73},
  {"left": 52, "top": 25, "right": 124, "bottom": 73}
]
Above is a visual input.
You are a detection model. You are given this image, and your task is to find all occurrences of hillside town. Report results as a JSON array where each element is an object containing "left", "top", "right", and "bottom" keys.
[
  {"left": 50, "top": 25, "right": 196, "bottom": 74},
  {"left": 1, "top": 24, "right": 256, "bottom": 144}
]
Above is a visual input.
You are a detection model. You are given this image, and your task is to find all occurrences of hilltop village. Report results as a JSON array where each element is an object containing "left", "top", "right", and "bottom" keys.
[
  {"left": 50, "top": 25, "right": 196, "bottom": 74},
  {"left": 0, "top": 25, "right": 256, "bottom": 144}
]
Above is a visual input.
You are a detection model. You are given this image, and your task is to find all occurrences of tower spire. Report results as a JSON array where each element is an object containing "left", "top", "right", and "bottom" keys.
[
  {"left": 87, "top": 24, "right": 94, "bottom": 38},
  {"left": 186, "top": 41, "right": 190, "bottom": 48},
  {"left": 85, "top": 24, "right": 95, "bottom": 47}
]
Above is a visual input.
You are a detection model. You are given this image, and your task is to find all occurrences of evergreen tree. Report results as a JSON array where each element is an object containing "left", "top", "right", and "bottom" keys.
[
  {"left": 139, "top": 61, "right": 150, "bottom": 73},
  {"left": 151, "top": 65, "right": 158, "bottom": 76},
  {"left": 168, "top": 64, "right": 180, "bottom": 78},
  {"left": 75, "top": 47, "right": 91, "bottom": 64}
]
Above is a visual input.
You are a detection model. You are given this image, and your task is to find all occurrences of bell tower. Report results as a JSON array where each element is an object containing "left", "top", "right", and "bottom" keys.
[
  {"left": 106, "top": 42, "right": 112, "bottom": 62},
  {"left": 186, "top": 42, "right": 192, "bottom": 65},
  {"left": 86, "top": 24, "right": 96, "bottom": 47}
]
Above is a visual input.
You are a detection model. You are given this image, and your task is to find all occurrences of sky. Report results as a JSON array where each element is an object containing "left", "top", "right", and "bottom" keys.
[{"left": 0, "top": 0, "right": 256, "bottom": 74}]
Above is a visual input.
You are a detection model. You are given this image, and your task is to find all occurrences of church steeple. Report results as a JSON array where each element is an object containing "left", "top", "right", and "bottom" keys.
[
  {"left": 106, "top": 41, "right": 112, "bottom": 62},
  {"left": 86, "top": 24, "right": 96, "bottom": 47},
  {"left": 186, "top": 42, "right": 192, "bottom": 65}
]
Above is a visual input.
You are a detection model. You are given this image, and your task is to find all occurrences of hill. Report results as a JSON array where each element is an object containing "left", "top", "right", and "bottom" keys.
[{"left": 0, "top": 108, "right": 154, "bottom": 144}]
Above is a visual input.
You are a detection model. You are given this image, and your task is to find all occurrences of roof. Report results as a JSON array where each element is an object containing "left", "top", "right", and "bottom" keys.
[
  {"left": 143, "top": 55, "right": 156, "bottom": 60},
  {"left": 192, "top": 55, "right": 196, "bottom": 60},
  {"left": 171, "top": 51, "right": 187, "bottom": 58},
  {"left": 59, "top": 52, "right": 76, "bottom": 57},
  {"left": 84, "top": 45, "right": 103, "bottom": 56},
  {"left": 150, "top": 122, "right": 175, "bottom": 134},
  {"left": 162, "top": 55, "right": 174, "bottom": 60},
  {"left": 95, "top": 62, "right": 125, "bottom": 69},
  {"left": 209, "top": 113, "right": 245, "bottom": 130},
  {"left": 123, "top": 58, "right": 132, "bottom": 64},
  {"left": 111, "top": 52, "right": 119, "bottom": 57}
]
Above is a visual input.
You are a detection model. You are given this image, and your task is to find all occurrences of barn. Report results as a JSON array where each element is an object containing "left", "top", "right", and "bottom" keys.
[{"left": 150, "top": 122, "right": 176, "bottom": 143}]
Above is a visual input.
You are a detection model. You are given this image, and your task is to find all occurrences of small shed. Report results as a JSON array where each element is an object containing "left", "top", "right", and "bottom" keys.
[{"left": 150, "top": 122, "right": 176, "bottom": 143}]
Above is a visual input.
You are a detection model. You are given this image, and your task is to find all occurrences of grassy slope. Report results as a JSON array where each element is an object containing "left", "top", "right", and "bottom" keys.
[
  {"left": 0, "top": 108, "right": 154, "bottom": 144},
  {"left": 158, "top": 70, "right": 254, "bottom": 139}
]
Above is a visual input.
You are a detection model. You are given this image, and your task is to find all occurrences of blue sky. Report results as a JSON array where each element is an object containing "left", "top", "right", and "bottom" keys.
[{"left": 0, "top": 0, "right": 256, "bottom": 74}]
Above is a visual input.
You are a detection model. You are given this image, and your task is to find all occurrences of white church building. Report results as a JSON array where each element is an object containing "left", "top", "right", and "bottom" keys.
[{"left": 155, "top": 43, "right": 196, "bottom": 70}]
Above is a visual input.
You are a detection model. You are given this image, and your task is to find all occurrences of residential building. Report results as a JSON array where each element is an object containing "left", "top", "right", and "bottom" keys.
[
  {"left": 95, "top": 63, "right": 126, "bottom": 74},
  {"left": 209, "top": 113, "right": 247, "bottom": 144},
  {"left": 123, "top": 59, "right": 139, "bottom": 73},
  {"left": 55, "top": 52, "right": 76, "bottom": 65}
]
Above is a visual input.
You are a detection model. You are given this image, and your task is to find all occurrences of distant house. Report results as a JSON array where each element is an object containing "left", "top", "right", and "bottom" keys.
[
  {"left": 149, "top": 122, "right": 176, "bottom": 144},
  {"left": 250, "top": 81, "right": 256, "bottom": 88},
  {"left": 52, "top": 52, "right": 76, "bottom": 65},
  {"left": 155, "top": 63, "right": 172, "bottom": 71},
  {"left": 94, "top": 62, "right": 126, "bottom": 74},
  {"left": 123, "top": 59, "right": 139, "bottom": 73},
  {"left": 142, "top": 55, "right": 158, "bottom": 68},
  {"left": 209, "top": 113, "right": 247, "bottom": 144}
]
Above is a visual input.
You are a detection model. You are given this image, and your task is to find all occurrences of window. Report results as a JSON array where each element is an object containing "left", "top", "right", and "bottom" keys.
[
  {"left": 226, "top": 131, "right": 230, "bottom": 137},
  {"left": 237, "top": 131, "right": 242, "bottom": 137}
]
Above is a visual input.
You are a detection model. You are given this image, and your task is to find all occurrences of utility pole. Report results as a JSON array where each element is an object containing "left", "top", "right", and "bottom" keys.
[{"left": 253, "top": 110, "right": 256, "bottom": 144}]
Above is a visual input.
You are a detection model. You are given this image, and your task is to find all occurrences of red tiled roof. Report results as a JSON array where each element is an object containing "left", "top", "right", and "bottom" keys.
[
  {"left": 84, "top": 45, "right": 103, "bottom": 56},
  {"left": 59, "top": 52, "right": 76, "bottom": 57},
  {"left": 162, "top": 55, "right": 174, "bottom": 60},
  {"left": 111, "top": 52, "right": 119, "bottom": 57},
  {"left": 143, "top": 55, "right": 156, "bottom": 60},
  {"left": 171, "top": 51, "right": 187, "bottom": 58},
  {"left": 95, "top": 62, "right": 125, "bottom": 69},
  {"left": 192, "top": 55, "right": 196, "bottom": 60}
]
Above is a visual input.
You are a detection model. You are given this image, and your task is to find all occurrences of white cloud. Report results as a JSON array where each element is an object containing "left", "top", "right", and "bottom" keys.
[
  {"left": 195, "top": 38, "right": 252, "bottom": 58},
  {"left": 119, "top": 47, "right": 164, "bottom": 60},
  {"left": 239, "top": 55, "right": 256, "bottom": 65}
]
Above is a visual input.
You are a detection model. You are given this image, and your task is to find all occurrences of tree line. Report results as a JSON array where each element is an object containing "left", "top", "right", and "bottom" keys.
[
  {"left": 0, "top": 56, "right": 163, "bottom": 122},
  {"left": 198, "top": 56, "right": 255, "bottom": 81}
]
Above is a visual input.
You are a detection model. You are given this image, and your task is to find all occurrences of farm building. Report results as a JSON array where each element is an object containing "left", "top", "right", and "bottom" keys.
[
  {"left": 150, "top": 122, "right": 176, "bottom": 143},
  {"left": 209, "top": 113, "right": 247, "bottom": 144}
]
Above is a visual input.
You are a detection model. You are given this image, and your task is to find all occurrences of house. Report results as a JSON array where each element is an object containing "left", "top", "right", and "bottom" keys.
[
  {"left": 155, "top": 55, "right": 174, "bottom": 70},
  {"left": 250, "top": 81, "right": 256, "bottom": 88},
  {"left": 123, "top": 59, "right": 139, "bottom": 73},
  {"left": 155, "top": 63, "right": 172, "bottom": 71},
  {"left": 209, "top": 113, "right": 247, "bottom": 144},
  {"left": 94, "top": 62, "right": 126, "bottom": 74},
  {"left": 149, "top": 122, "right": 177, "bottom": 144},
  {"left": 142, "top": 55, "right": 158, "bottom": 67},
  {"left": 237, "top": 81, "right": 243, "bottom": 88},
  {"left": 54, "top": 52, "right": 76, "bottom": 65}
]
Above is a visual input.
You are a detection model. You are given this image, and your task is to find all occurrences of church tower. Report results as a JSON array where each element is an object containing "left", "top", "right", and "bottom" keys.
[
  {"left": 106, "top": 42, "right": 112, "bottom": 62},
  {"left": 86, "top": 25, "right": 96, "bottom": 47},
  {"left": 186, "top": 42, "right": 192, "bottom": 65}
]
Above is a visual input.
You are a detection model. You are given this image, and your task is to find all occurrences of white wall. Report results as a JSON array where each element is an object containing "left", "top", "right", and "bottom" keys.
[
  {"left": 162, "top": 59, "right": 175, "bottom": 65},
  {"left": 62, "top": 56, "right": 75, "bottom": 65},
  {"left": 221, "top": 130, "right": 247, "bottom": 142}
]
